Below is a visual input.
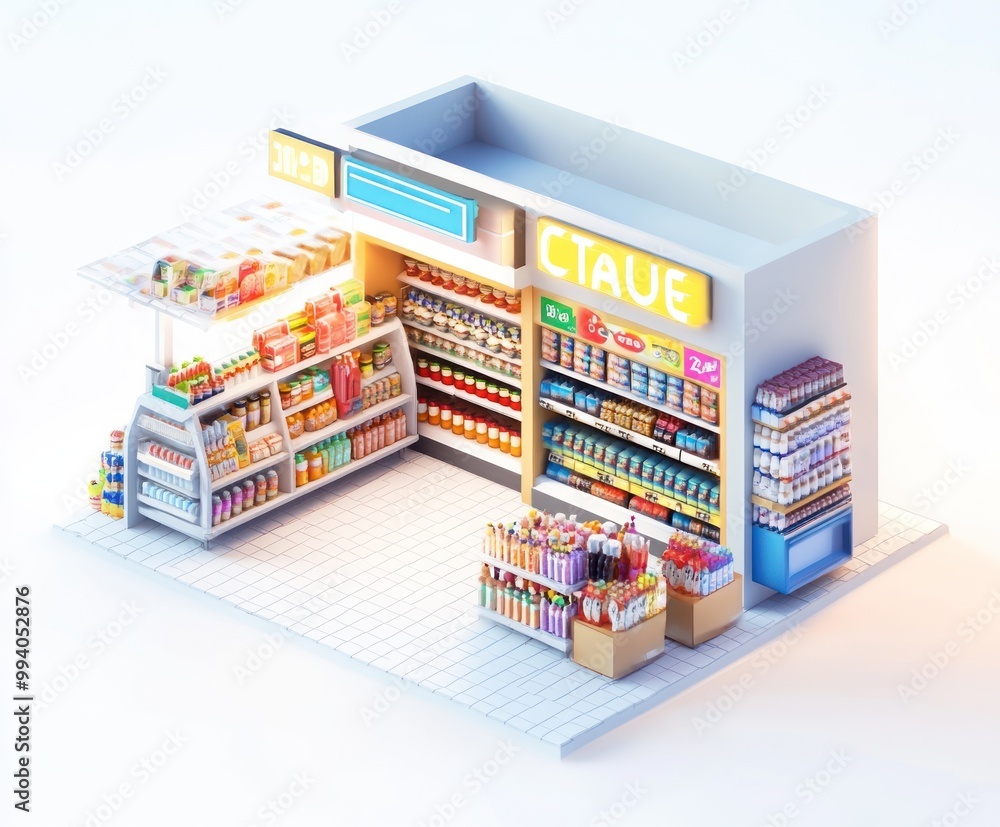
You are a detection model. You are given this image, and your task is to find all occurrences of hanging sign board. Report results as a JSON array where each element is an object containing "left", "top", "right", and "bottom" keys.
[
  {"left": 537, "top": 218, "right": 712, "bottom": 327},
  {"left": 268, "top": 129, "right": 337, "bottom": 197}
]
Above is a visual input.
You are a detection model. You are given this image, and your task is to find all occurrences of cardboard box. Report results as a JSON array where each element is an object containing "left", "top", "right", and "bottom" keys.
[
  {"left": 572, "top": 612, "right": 666, "bottom": 679},
  {"left": 665, "top": 573, "right": 743, "bottom": 648}
]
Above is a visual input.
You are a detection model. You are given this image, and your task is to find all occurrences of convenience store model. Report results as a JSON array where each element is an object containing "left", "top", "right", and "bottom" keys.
[
  {"left": 333, "top": 75, "right": 874, "bottom": 612},
  {"left": 68, "top": 77, "right": 904, "bottom": 752}
]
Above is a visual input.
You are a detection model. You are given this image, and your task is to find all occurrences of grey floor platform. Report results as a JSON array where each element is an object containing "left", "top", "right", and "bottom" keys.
[{"left": 59, "top": 450, "right": 945, "bottom": 757}]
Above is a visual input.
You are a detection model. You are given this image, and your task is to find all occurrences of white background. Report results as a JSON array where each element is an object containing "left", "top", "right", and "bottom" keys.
[{"left": 2, "top": 0, "right": 999, "bottom": 825}]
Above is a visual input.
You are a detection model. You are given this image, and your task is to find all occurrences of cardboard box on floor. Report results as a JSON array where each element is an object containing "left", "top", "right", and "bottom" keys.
[
  {"left": 572, "top": 612, "right": 666, "bottom": 679},
  {"left": 665, "top": 573, "right": 743, "bottom": 648}
]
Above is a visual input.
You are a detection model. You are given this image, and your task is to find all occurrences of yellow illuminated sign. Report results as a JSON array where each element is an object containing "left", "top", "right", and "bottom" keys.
[
  {"left": 536, "top": 218, "right": 712, "bottom": 327},
  {"left": 268, "top": 129, "right": 337, "bottom": 197}
]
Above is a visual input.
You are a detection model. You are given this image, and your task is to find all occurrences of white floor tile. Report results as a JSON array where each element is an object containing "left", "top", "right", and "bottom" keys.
[{"left": 59, "top": 456, "right": 940, "bottom": 758}]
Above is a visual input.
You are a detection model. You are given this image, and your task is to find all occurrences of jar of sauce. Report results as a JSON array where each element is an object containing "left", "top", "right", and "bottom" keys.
[
  {"left": 246, "top": 394, "right": 261, "bottom": 430},
  {"left": 260, "top": 390, "right": 272, "bottom": 424}
]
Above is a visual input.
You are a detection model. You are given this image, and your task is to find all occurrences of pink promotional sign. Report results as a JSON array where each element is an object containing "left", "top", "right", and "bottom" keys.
[{"left": 683, "top": 347, "right": 722, "bottom": 388}]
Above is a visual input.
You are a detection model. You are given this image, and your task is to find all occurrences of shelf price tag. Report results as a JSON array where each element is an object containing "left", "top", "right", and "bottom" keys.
[
  {"left": 268, "top": 129, "right": 337, "bottom": 197},
  {"left": 597, "top": 472, "right": 614, "bottom": 486},
  {"left": 644, "top": 491, "right": 660, "bottom": 504}
]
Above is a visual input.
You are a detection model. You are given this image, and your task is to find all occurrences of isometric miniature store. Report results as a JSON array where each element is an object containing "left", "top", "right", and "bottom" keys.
[{"left": 62, "top": 77, "right": 943, "bottom": 755}]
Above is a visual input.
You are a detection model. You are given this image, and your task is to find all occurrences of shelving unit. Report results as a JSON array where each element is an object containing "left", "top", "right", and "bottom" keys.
[
  {"left": 289, "top": 394, "right": 413, "bottom": 449},
  {"left": 406, "top": 335, "right": 520, "bottom": 387},
  {"left": 209, "top": 452, "right": 290, "bottom": 492},
  {"left": 416, "top": 423, "right": 522, "bottom": 475},
  {"left": 407, "top": 321, "right": 522, "bottom": 366},
  {"left": 472, "top": 605, "right": 573, "bottom": 653},
  {"left": 541, "top": 360, "right": 718, "bottom": 433},
  {"left": 750, "top": 362, "right": 853, "bottom": 594},
  {"left": 415, "top": 375, "right": 521, "bottom": 421},
  {"left": 545, "top": 449, "right": 720, "bottom": 526},
  {"left": 398, "top": 273, "right": 523, "bottom": 322},
  {"left": 477, "top": 554, "right": 586, "bottom": 595},
  {"left": 124, "top": 317, "right": 417, "bottom": 546},
  {"left": 290, "top": 435, "right": 419, "bottom": 494},
  {"left": 538, "top": 397, "right": 718, "bottom": 475}
]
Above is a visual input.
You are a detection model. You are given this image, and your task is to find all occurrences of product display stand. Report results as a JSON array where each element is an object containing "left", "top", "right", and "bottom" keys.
[
  {"left": 750, "top": 361, "right": 853, "bottom": 593},
  {"left": 124, "top": 317, "right": 417, "bottom": 547}
]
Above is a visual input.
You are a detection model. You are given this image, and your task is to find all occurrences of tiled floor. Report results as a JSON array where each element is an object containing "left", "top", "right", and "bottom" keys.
[{"left": 59, "top": 451, "right": 946, "bottom": 757}]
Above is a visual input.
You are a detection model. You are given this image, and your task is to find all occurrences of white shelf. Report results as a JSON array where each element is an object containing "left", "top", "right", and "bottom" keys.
[
  {"left": 136, "top": 466, "right": 198, "bottom": 496},
  {"left": 417, "top": 422, "right": 522, "bottom": 475},
  {"left": 79, "top": 259, "right": 355, "bottom": 332},
  {"left": 532, "top": 476, "right": 678, "bottom": 546},
  {"left": 415, "top": 375, "right": 522, "bottom": 421},
  {"left": 205, "top": 435, "right": 417, "bottom": 539},
  {"left": 362, "top": 367, "right": 400, "bottom": 388},
  {"left": 210, "top": 451, "right": 290, "bottom": 492},
  {"left": 398, "top": 273, "right": 522, "bottom": 322},
  {"left": 472, "top": 605, "right": 573, "bottom": 653},
  {"left": 540, "top": 360, "right": 720, "bottom": 434},
  {"left": 408, "top": 340, "right": 521, "bottom": 388},
  {"left": 289, "top": 394, "right": 411, "bottom": 449},
  {"left": 145, "top": 320, "right": 403, "bottom": 425},
  {"left": 403, "top": 321, "right": 521, "bottom": 366},
  {"left": 476, "top": 554, "right": 586, "bottom": 595},
  {"left": 289, "top": 434, "right": 419, "bottom": 497},
  {"left": 538, "top": 397, "right": 720, "bottom": 476},
  {"left": 135, "top": 414, "right": 196, "bottom": 447},
  {"left": 281, "top": 385, "right": 334, "bottom": 417},
  {"left": 136, "top": 493, "right": 200, "bottom": 524},
  {"left": 136, "top": 446, "right": 197, "bottom": 480}
]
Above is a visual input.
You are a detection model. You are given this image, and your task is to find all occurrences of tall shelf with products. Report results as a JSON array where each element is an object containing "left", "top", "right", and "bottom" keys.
[
  {"left": 124, "top": 317, "right": 417, "bottom": 546},
  {"left": 529, "top": 295, "right": 726, "bottom": 554},
  {"left": 749, "top": 358, "right": 854, "bottom": 594},
  {"left": 350, "top": 231, "right": 535, "bottom": 494}
]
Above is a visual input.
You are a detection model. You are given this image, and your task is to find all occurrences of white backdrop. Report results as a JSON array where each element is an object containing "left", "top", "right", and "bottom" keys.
[{"left": 1, "top": 1, "right": 998, "bottom": 825}]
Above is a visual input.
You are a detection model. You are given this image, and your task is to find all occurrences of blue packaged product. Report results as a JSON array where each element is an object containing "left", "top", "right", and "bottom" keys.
[
  {"left": 698, "top": 479, "right": 713, "bottom": 511},
  {"left": 590, "top": 348, "right": 607, "bottom": 382},
  {"left": 630, "top": 361, "right": 649, "bottom": 397},
  {"left": 542, "top": 420, "right": 555, "bottom": 448},
  {"left": 540, "top": 377, "right": 553, "bottom": 399},
  {"left": 695, "top": 434, "right": 711, "bottom": 457},
  {"left": 674, "top": 469, "right": 691, "bottom": 503},
  {"left": 647, "top": 368, "right": 667, "bottom": 404},
  {"left": 667, "top": 376, "right": 684, "bottom": 410},
  {"left": 593, "top": 436, "right": 611, "bottom": 468},
  {"left": 686, "top": 474, "right": 703, "bottom": 506},
  {"left": 629, "top": 451, "right": 646, "bottom": 483},
  {"left": 616, "top": 446, "right": 636, "bottom": 479},
  {"left": 642, "top": 457, "right": 658, "bottom": 487},
  {"left": 551, "top": 422, "right": 568, "bottom": 448},
  {"left": 652, "top": 459, "right": 671, "bottom": 493},
  {"left": 575, "top": 389, "right": 589, "bottom": 411},
  {"left": 663, "top": 464, "right": 678, "bottom": 498}
]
